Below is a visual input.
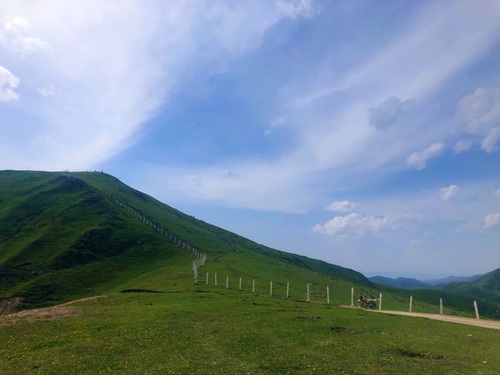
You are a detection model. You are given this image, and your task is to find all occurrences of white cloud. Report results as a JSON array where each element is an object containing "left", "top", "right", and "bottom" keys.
[
  {"left": 0, "top": 16, "right": 52, "bottom": 54},
  {"left": 458, "top": 87, "right": 500, "bottom": 134},
  {"left": 406, "top": 142, "right": 445, "bottom": 170},
  {"left": 276, "top": 0, "right": 317, "bottom": 20},
  {"left": 0, "top": 65, "right": 20, "bottom": 101},
  {"left": 454, "top": 139, "right": 473, "bottom": 153},
  {"left": 312, "top": 212, "right": 424, "bottom": 237},
  {"left": 481, "top": 126, "right": 500, "bottom": 153},
  {"left": 484, "top": 213, "right": 500, "bottom": 229},
  {"left": 324, "top": 200, "right": 357, "bottom": 212},
  {"left": 440, "top": 185, "right": 459, "bottom": 200},
  {"left": 312, "top": 213, "right": 387, "bottom": 237},
  {"left": 0, "top": 1, "right": 309, "bottom": 170},
  {"left": 38, "top": 84, "right": 58, "bottom": 97}
]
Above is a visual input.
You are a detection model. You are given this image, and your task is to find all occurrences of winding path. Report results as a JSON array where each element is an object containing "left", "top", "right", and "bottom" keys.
[{"left": 341, "top": 305, "right": 500, "bottom": 330}]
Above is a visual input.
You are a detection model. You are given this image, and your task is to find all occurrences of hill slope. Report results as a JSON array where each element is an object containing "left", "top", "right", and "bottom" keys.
[
  {"left": 443, "top": 268, "right": 500, "bottom": 304},
  {"left": 0, "top": 170, "right": 369, "bottom": 310}
]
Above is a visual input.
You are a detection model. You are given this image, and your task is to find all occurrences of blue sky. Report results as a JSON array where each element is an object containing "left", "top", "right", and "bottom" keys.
[{"left": 1, "top": 0, "right": 500, "bottom": 279}]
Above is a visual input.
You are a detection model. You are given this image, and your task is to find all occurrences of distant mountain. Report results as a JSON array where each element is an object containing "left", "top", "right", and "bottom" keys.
[
  {"left": 369, "top": 276, "right": 430, "bottom": 289},
  {"left": 443, "top": 268, "right": 500, "bottom": 305},
  {"left": 424, "top": 274, "right": 484, "bottom": 287}
]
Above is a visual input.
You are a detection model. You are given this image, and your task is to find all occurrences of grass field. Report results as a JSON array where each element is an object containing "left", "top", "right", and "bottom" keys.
[{"left": 1, "top": 285, "right": 499, "bottom": 374}]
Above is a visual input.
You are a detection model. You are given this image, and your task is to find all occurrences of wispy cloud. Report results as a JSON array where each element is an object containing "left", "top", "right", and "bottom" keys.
[
  {"left": 406, "top": 143, "right": 445, "bottom": 170},
  {"left": 0, "top": 65, "right": 20, "bottom": 101},
  {"left": 440, "top": 185, "right": 459, "bottom": 200},
  {"left": 324, "top": 201, "right": 357, "bottom": 213},
  {"left": 484, "top": 213, "right": 500, "bottom": 229},
  {"left": 312, "top": 212, "right": 424, "bottom": 238}
]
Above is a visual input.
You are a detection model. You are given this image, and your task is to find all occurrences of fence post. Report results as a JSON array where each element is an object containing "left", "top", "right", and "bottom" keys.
[
  {"left": 215, "top": 273, "right": 218, "bottom": 286},
  {"left": 473, "top": 300, "right": 480, "bottom": 320},
  {"left": 307, "top": 284, "right": 310, "bottom": 302},
  {"left": 409, "top": 295, "right": 413, "bottom": 313},
  {"left": 270, "top": 281, "right": 273, "bottom": 296},
  {"left": 327, "top": 286, "right": 330, "bottom": 304},
  {"left": 226, "top": 276, "right": 229, "bottom": 289},
  {"left": 252, "top": 279, "right": 255, "bottom": 294},
  {"left": 379, "top": 293, "right": 382, "bottom": 311},
  {"left": 206, "top": 272, "right": 209, "bottom": 285},
  {"left": 239, "top": 277, "right": 242, "bottom": 290},
  {"left": 286, "top": 282, "right": 289, "bottom": 298},
  {"left": 439, "top": 298, "right": 443, "bottom": 315},
  {"left": 351, "top": 287, "right": 354, "bottom": 306}
]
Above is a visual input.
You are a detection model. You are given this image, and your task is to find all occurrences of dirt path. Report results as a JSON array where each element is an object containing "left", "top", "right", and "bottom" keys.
[
  {"left": 0, "top": 295, "right": 106, "bottom": 326},
  {"left": 341, "top": 305, "right": 500, "bottom": 330}
]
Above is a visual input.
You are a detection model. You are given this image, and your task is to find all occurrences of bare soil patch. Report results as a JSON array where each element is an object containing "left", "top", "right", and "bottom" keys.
[{"left": 0, "top": 295, "right": 106, "bottom": 326}]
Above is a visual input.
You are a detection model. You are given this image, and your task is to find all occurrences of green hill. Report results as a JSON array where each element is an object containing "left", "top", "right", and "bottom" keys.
[
  {"left": 0, "top": 170, "right": 498, "bottom": 320},
  {"left": 0, "top": 170, "right": 370, "bottom": 310},
  {"left": 444, "top": 268, "right": 500, "bottom": 304}
]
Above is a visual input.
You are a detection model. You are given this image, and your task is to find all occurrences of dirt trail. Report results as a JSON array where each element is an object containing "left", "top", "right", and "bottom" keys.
[
  {"left": 341, "top": 305, "right": 500, "bottom": 330},
  {"left": 0, "top": 295, "right": 106, "bottom": 326}
]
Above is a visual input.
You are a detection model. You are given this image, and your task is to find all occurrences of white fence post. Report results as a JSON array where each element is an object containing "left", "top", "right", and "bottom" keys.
[
  {"left": 351, "top": 287, "right": 354, "bottom": 306},
  {"left": 327, "top": 286, "right": 330, "bottom": 304},
  {"left": 409, "top": 295, "right": 413, "bottom": 313},
  {"left": 379, "top": 293, "right": 382, "bottom": 311},
  {"left": 473, "top": 300, "right": 480, "bottom": 320},
  {"left": 307, "top": 284, "right": 310, "bottom": 302},
  {"left": 286, "top": 282, "right": 289, "bottom": 298},
  {"left": 439, "top": 298, "right": 443, "bottom": 315}
]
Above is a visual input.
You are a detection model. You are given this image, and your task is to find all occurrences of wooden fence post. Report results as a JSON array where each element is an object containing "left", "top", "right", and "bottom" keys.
[
  {"left": 286, "top": 282, "right": 289, "bottom": 298},
  {"left": 409, "top": 295, "right": 413, "bottom": 313},
  {"left": 226, "top": 276, "right": 229, "bottom": 289},
  {"left": 215, "top": 273, "right": 218, "bottom": 286},
  {"left": 206, "top": 272, "right": 209, "bottom": 285},
  {"left": 473, "top": 300, "right": 480, "bottom": 320},
  {"left": 270, "top": 281, "right": 273, "bottom": 296},
  {"left": 239, "top": 277, "right": 242, "bottom": 290},
  {"left": 252, "top": 279, "right": 255, "bottom": 294},
  {"left": 351, "top": 287, "right": 354, "bottom": 306},
  {"left": 307, "top": 284, "right": 310, "bottom": 302},
  {"left": 327, "top": 286, "right": 330, "bottom": 304},
  {"left": 439, "top": 298, "right": 443, "bottom": 315},
  {"left": 379, "top": 293, "right": 382, "bottom": 311}
]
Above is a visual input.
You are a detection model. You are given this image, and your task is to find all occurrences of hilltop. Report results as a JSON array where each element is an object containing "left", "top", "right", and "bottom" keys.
[{"left": 368, "top": 276, "right": 430, "bottom": 289}]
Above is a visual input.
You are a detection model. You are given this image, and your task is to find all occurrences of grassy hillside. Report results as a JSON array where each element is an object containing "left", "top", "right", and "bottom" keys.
[
  {"left": 0, "top": 170, "right": 370, "bottom": 310},
  {"left": 444, "top": 268, "right": 500, "bottom": 305},
  {"left": 0, "top": 170, "right": 497, "bottom": 322}
]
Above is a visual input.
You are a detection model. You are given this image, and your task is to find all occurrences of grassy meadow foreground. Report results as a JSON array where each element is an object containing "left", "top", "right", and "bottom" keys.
[{"left": 1, "top": 285, "right": 499, "bottom": 374}]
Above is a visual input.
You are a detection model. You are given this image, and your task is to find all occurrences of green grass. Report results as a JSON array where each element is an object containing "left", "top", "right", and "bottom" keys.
[{"left": 1, "top": 287, "right": 499, "bottom": 374}]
